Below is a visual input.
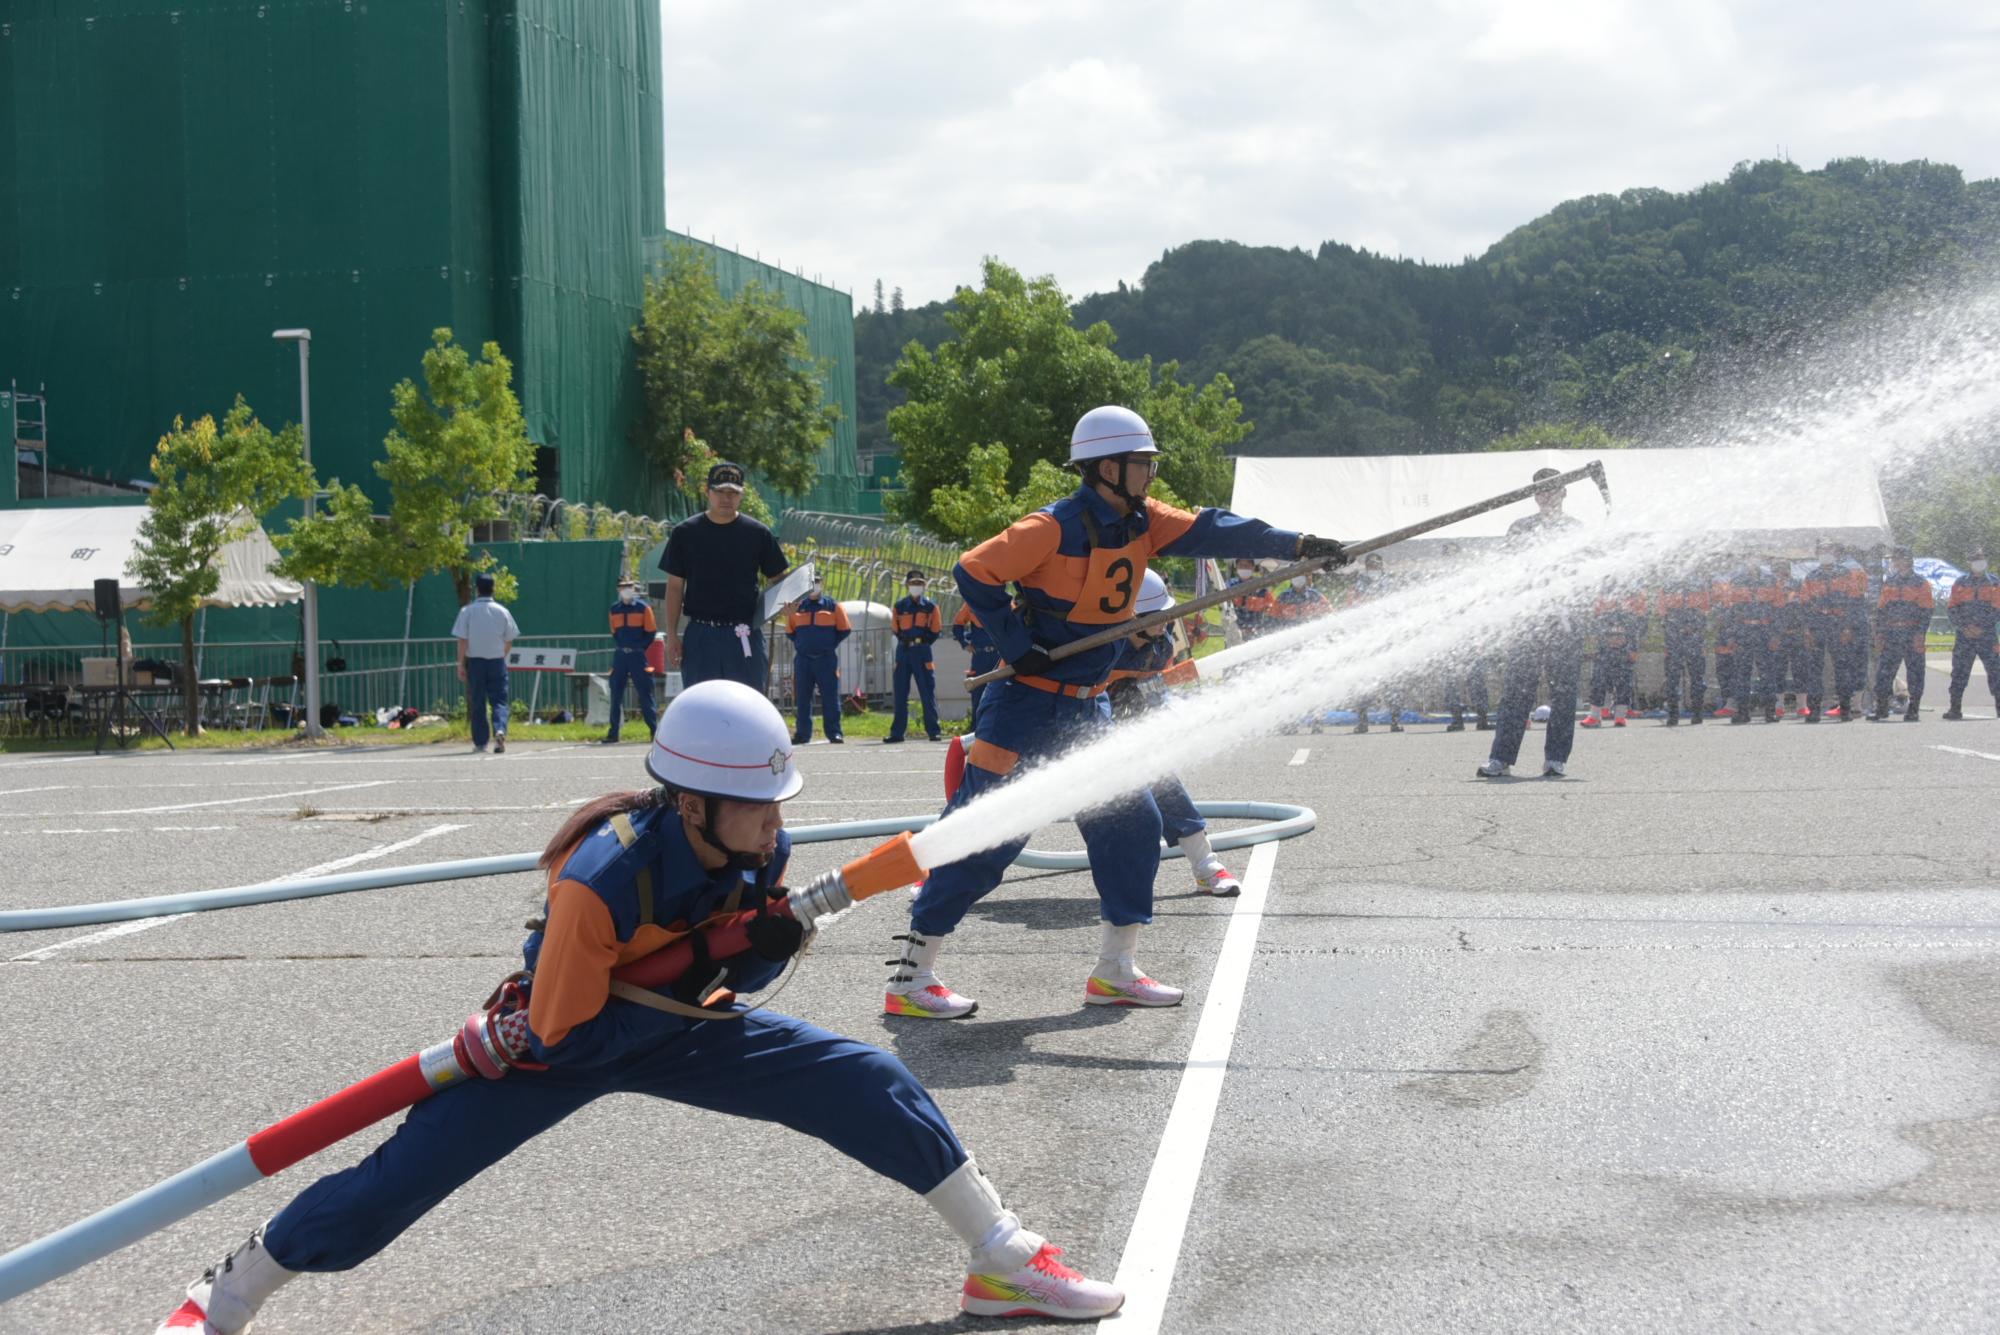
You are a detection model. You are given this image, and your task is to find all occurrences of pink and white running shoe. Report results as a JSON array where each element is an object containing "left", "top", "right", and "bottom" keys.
[
  {"left": 1085, "top": 973, "right": 1184, "bottom": 1007},
  {"left": 962, "top": 1242, "right": 1125, "bottom": 1320},
  {"left": 884, "top": 982, "right": 979, "bottom": 1019}
]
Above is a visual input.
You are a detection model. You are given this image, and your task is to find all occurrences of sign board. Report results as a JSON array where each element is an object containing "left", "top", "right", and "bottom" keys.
[{"left": 507, "top": 647, "right": 576, "bottom": 672}]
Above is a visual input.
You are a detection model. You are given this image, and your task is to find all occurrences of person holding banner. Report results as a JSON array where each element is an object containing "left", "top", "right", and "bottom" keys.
[{"left": 661, "top": 461, "right": 792, "bottom": 692}]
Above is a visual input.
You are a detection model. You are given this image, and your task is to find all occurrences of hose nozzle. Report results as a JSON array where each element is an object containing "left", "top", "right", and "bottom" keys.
[{"left": 784, "top": 832, "right": 928, "bottom": 932}]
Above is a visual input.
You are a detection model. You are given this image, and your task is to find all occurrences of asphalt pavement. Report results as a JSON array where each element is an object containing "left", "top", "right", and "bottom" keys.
[{"left": 2, "top": 659, "right": 1996, "bottom": 1334}]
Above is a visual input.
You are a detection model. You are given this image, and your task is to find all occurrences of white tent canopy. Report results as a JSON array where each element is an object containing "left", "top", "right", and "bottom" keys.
[
  {"left": 1229, "top": 448, "right": 1892, "bottom": 557},
  {"left": 0, "top": 505, "right": 302, "bottom": 614}
]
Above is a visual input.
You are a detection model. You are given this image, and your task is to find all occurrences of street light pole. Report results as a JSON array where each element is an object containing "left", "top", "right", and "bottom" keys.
[{"left": 272, "top": 328, "right": 323, "bottom": 740}]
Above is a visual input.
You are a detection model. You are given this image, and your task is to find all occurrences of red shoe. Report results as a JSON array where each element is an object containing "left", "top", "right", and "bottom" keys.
[
  {"left": 1612, "top": 716, "right": 1627, "bottom": 727},
  {"left": 1580, "top": 715, "right": 1602, "bottom": 728}
]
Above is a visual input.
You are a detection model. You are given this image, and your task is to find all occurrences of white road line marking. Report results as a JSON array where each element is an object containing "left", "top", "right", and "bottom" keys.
[
  {"left": 1102, "top": 840, "right": 1278, "bottom": 1335},
  {"left": 10, "top": 823, "right": 468, "bottom": 961},
  {"left": 1288, "top": 748, "right": 1310, "bottom": 766},
  {"left": 97, "top": 780, "right": 394, "bottom": 815},
  {"left": 1932, "top": 744, "right": 2000, "bottom": 762},
  {"left": 0, "top": 786, "right": 70, "bottom": 797}
]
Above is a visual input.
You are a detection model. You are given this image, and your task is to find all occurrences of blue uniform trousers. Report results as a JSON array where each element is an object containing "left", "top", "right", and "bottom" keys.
[
  {"left": 793, "top": 651, "right": 844, "bottom": 741},
  {"left": 1488, "top": 629, "right": 1582, "bottom": 767},
  {"left": 966, "top": 647, "right": 1001, "bottom": 722},
  {"left": 605, "top": 649, "right": 658, "bottom": 741},
  {"left": 681, "top": 620, "right": 769, "bottom": 693},
  {"left": 1950, "top": 632, "right": 1999, "bottom": 703},
  {"left": 1586, "top": 643, "right": 1635, "bottom": 709},
  {"left": 912, "top": 679, "right": 1162, "bottom": 935},
  {"left": 1777, "top": 630, "right": 1811, "bottom": 697},
  {"left": 1874, "top": 630, "right": 1927, "bottom": 703},
  {"left": 1447, "top": 654, "right": 1489, "bottom": 716},
  {"left": 1730, "top": 627, "right": 1780, "bottom": 708},
  {"left": 1152, "top": 774, "right": 1205, "bottom": 843},
  {"left": 1662, "top": 624, "right": 1707, "bottom": 711},
  {"left": 464, "top": 657, "right": 509, "bottom": 748},
  {"left": 263, "top": 1009, "right": 966, "bottom": 1273},
  {"left": 890, "top": 645, "right": 940, "bottom": 740}
]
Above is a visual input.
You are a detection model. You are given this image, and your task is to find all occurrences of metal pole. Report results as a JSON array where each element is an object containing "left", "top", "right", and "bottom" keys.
[
  {"left": 397, "top": 581, "right": 416, "bottom": 704},
  {"left": 274, "top": 329, "right": 323, "bottom": 739},
  {"left": 966, "top": 458, "right": 1612, "bottom": 689}
]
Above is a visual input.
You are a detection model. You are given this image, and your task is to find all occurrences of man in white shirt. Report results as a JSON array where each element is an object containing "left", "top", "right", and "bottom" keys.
[{"left": 453, "top": 572, "right": 520, "bottom": 753}]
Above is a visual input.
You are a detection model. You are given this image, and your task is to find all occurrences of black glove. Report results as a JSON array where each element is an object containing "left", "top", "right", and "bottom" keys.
[
  {"left": 1299, "top": 535, "right": 1351, "bottom": 566},
  {"left": 1008, "top": 648, "right": 1054, "bottom": 678},
  {"left": 748, "top": 910, "right": 806, "bottom": 962}
]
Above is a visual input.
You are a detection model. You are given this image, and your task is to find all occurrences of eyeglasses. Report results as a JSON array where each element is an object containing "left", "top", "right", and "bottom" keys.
[{"left": 1123, "top": 455, "right": 1160, "bottom": 478}]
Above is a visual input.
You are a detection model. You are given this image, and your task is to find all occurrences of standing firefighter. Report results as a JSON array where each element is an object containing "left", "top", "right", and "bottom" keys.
[
  {"left": 1438, "top": 541, "right": 1491, "bottom": 732},
  {"left": 954, "top": 602, "right": 1000, "bottom": 722},
  {"left": 151, "top": 682, "right": 1123, "bottom": 1332},
  {"left": 1477, "top": 468, "right": 1585, "bottom": 779},
  {"left": 1104, "top": 571, "right": 1243, "bottom": 896},
  {"left": 1228, "top": 558, "right": 1275, "bottom": 639},
  {"left": 1799, "top": 539, "right": 1869, "bottom": 722},
  {"left": 1944, "top": 544, "right": 2000, "bottom": 720},
  {"left": 1656, "top": 569, "right": 1711, "bottom": 726},
  {"left": 1724, "top": 559, "right": 1782, "bottom": 724},
  {"left": 601, "top": 578, "right": 658, "bottom": 745},
  {"left": 1580, "top": 583, "right": 1647, "bottom": 728},
  {"left": 786, "top": 574, "right": 851, "bottom": 744},
  {"left": 1872, "top": 545, "right": 1933, "bottom": 721},
  {"left": 884, "top": 405, "right": 1346, "bottom": 1019},
  {"left": 886, "top": 570, "right": 944, "bottom": 743}
]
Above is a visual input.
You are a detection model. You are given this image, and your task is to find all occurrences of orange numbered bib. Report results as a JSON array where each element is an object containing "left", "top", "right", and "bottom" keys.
[{"left": 1070, "top": 540, "right": 1149, "bottom": 625}]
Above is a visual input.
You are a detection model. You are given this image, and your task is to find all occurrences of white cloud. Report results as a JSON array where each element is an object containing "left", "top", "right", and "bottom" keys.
[{"left": 658, "top": 1, "right": 2000, "bottom": 306}]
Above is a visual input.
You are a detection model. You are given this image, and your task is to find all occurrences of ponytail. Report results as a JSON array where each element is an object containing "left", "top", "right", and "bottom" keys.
[{"left": 538, "top": 786, "right": 674, "bottom": 870}]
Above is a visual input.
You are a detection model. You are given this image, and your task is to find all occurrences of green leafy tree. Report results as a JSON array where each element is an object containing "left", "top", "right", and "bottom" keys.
[
  {"left": 929, "top": 443, "right": 1193, "bottom": 546},
  {"left": 1486, "top": 422, "right": 1631, "bottom": 452},
  {"left": 888, "top": 259, "right": 1246, "bottom": 541},
  {"left": 130, "top": 400, "right": 316, "bottom": 734},
  {"left": 633, "top": 242, "right": 840, "bottom": 497},
  {"left": 279, "top": 329, "right": 533, "bottom": 605},
  {"left": 1888, "top": 453, "right": 2000, "bottom": 562}
]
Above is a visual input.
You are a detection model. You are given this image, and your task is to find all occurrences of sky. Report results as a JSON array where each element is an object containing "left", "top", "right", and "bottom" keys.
[{"left": 659, "top": 0, "right": 2000, "bottom": 309}]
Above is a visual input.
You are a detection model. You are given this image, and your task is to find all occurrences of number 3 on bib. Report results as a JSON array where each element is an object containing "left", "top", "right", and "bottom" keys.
[{"left": 1073, "top": 543, "right": 1148, "bottom": 625}]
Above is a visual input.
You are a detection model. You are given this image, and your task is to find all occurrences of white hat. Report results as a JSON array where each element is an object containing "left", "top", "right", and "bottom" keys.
[
  {"left": 1068, "top": 405, "right": 1159, "bottom": 463},
  {"left": 1134, "top": 569, "right": 1173, "bottom": 616},
  {"left": 646, "top": 681, "right": 803, "bottom": 802}
]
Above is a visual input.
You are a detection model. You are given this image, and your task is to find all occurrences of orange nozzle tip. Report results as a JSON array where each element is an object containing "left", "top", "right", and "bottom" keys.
[{"left": 841, "top": 831, "right": 926, "bottom": 901}]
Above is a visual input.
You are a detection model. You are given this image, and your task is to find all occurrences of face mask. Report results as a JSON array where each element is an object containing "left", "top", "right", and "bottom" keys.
[
  {"left": 908, "top": 584, "right": 925, "bottom": 597},
  {"left": 1974, "top": 561, "right": 1990, "bottom": 575},
  {"left": 807, "top": 585, "right": 824, "bottom": 599},
  {"left": 621, "top": 591, "right": 638, "bottom": 604}
]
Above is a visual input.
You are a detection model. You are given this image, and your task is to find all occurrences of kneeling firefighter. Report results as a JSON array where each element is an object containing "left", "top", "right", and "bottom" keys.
[{"left": 153, "top": 681, "right": 1122, "bottom": 1333}]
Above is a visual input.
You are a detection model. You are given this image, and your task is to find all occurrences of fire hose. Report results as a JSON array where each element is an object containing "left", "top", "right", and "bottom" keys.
[{"left": 0, "top": 805, "right": 1314, "bottom": 1301}]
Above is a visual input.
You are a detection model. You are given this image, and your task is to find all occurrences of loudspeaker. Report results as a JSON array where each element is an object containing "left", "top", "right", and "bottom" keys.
[{"left": 94, "top": 578, "right": 122, "bottom": 622}]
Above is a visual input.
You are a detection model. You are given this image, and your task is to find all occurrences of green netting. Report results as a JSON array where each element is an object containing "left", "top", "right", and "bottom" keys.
[
  {"left": 0, "top": 1, "right": 661, "bottom": 511},
  {"left": 649, "top": 233, "right": 862, "bottom": 516}
]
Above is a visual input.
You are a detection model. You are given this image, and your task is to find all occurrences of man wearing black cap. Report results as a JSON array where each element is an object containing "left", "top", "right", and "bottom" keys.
[
  {"left": 1871, "top": 545, "right": 1933, "bottom": 721},
  {"left": 661, "top": 461, "right": 792, "bottom": 692},
  {"left": 1944, "top": 544, "right": 1999, "bottom": 720},
  {"left": 1477, "top": 467, "right": 1585, "bottom": 778},
  {"left": 452, "top": 572, "right": 519, "bottom": 754}
]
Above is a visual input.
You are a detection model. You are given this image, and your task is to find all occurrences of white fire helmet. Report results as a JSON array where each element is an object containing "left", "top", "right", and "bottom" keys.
[
  {"left": 1068, "top": 405, "right": 1160, "bottom": 464},
  {"left": 646, "top": 680, "right": 804, "bottom": 803},
  {"left": 1134, "top": 569, "right": 1174, "bottom": 616}
]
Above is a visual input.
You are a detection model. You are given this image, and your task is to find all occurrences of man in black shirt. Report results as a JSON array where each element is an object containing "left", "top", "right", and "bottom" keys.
[{"left": 661, "top": 461, "right": 792, "bottom": 691}]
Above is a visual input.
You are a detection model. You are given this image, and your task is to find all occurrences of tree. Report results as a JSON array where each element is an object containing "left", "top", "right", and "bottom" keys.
[
  {"left": 874, "top": 278, "right": 886, "bottom": 315},
  {"left": 279, "top": 329, "right": 534, "bottom": 605},
  {"left": 928, "top": 442, "right": 1193, "bottom": 546},
  {"left": 891, "top": 285, "right": 905, "bottom": 315},
  {"left": 633, "top": 241, "right": 840, "bottom": 497},
  {"left": 130, "top": 399, "right": 315, "bottom": 734},
  {"left": 1486, "top": 422, "right": 1631, "bottom": 452},
  {"left": 886, "top": 259, "right": 1247, "bottom": 541}
]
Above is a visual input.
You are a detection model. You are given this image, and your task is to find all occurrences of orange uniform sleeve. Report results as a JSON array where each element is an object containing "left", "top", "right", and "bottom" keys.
[
  {"left": 527, "top": 877, "right": 621, "bottom": 1048},
  {"left": 833, "top": 603, "right": 851, "bottom": 631},
  {"left": 641, "top": 606, "right": 657, "bottom": 633},
  {"left": 960, "top": 511, "right": 1064, "bottom": 587},
  {"left": 1917, "top": 582, "right": 1935, "bottom": 609},
  {"left": 1142, "top": 499, "right": 1199, "bottom": 553},
  {"left": 926, "top": 606, "right": 942, "bottom": 633},
  {"left": 786, "top": 607, "right": 804, "bottom": 632}
]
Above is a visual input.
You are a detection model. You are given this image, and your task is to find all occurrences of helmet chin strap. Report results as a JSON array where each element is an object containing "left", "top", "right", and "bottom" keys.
[
  {"left": 697, "top": 794, "right": 767, "bottom": 873},
  {"left": 1090, "top": 456, "right": 1146, "bottom": 513}
]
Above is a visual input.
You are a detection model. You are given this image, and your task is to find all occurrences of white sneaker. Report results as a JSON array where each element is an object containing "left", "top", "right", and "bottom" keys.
[
  {"left": 1542, "top": 760, "right": 1566, "bottom": 778},
  {"left": 155, "top": 1227, "right": 295, "bottom": 1334},
  {"left": 1475, "top": 759, "right": 1511, "bottom": 778},
  {"left": 1084, "top": 923, "right": 1183, "bottom": 1007},
  {"left": 884, "top": 931, "right": 978, "bottom": 1019},
  {"left": 1178, "top": 831, "right": 1241, "bottom": 897},
  {"left": 963, "top": 1238, "right": 1125, "bottom": 1320}
]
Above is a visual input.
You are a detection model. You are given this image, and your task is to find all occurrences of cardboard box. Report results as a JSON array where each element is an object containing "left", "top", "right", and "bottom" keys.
[{"left": 81, "top": 657, "right": 130, "bottom": 687}]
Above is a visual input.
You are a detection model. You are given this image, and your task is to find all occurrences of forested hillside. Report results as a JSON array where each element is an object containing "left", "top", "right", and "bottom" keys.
[{"left": 856, "top": 158, "right": 1998, "bottom": 458}]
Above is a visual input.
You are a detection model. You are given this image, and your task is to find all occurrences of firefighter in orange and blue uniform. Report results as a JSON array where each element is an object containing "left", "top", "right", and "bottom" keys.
[
  {"left": 880, "top": 405, "right": 1345, "bottom": 1021},
  {"left": 1228, "top": 560, "right": 1275, "bottom": 638},
  {"left": 602, "top": 579, "right": 658, "bottom": 744},
  {"left": 1772, "top": 561, "right": 1811, "bottom": 716},
  {"left": 1945, "top": 544, "right": 2000, "bottom": 720},
  {"left": 785, "top": 577, "right": 851, "bottom": 744},
  {"left": 1656, "top": 572, "right": 1710, "bottom": 725},
  {"left": 1581, "top": 584, "right": 1648, "bottom": 727},
  {"left": 1871, "top": 545, "right": 1933, "bottom": 721},
  {"left": 1721, "top": 560, "right": 1781, "bottom": 723},
  {"left": 887, "top": 570, "right": 944, "bottom": 743},
  {"left": 1798, "top": 540, "right": 1868, "bottom": 721},
  {"left": 953, "top": 602, "right": 1000, "bottom": 723}
]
